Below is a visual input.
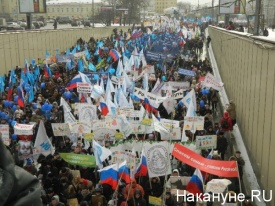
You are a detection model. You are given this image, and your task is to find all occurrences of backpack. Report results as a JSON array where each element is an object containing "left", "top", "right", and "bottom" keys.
[{"left": 221, "top": 119, "right": 229, "bottom": 129}]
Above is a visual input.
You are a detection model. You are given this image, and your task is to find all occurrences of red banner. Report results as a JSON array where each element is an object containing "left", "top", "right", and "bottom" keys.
[{"left": 172, "top": 143, "right": 239, "bottom": 178}]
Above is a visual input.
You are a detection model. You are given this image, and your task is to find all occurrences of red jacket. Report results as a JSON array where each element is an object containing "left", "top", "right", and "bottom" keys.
[{"left": 220, "top": 112, "right": 233, "bottom": 131}]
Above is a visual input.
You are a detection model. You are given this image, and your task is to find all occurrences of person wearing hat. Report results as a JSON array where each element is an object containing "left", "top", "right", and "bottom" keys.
[
  {"left": 226, "top": 100, "right": 236, "bottom": 126},
  {"left": 234, "top": 151, "right": 245, "bottom": 180},
  {"left": 50, "top": 195, "right": 65, "bottom": 206},
  {"left": 91, "top": 187, "right": 107, "bottom": 206},
  {"left": 127, "top": 189, "right": 146, "bottom": 206},
  {"left": 166, "top": 169, "right": 180, "bottom": 191},
  {"left": 165, "top": 192, "right": 174, "bottom": 206},
  {"left": 124, "top": 178, "right": 145, "bottom": 200},
  {"left": 216, "top": 131, "right": 228, "bottom": 160}
]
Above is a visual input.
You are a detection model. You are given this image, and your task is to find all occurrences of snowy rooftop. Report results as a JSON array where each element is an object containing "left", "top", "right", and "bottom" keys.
[{"left": 47, "top": 0, "right": 102, "bottom": 4}]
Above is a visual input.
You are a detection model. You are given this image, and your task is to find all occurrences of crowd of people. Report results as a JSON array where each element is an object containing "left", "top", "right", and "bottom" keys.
[{"left": 0, "top": 22, "right": 251, "bottom": 206}]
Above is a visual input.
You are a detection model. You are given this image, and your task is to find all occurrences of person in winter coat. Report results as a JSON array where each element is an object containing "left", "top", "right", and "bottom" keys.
[
  {"left": 49, "top": 195, "right": 65, "bottom": 206},
  {"left": 91, "top": 187, "right": 107, "bottom": 206},
  {"left": 144, "top": 177, "right": 163, "bottom": 203},
  {"left": 220, "top": 111, "right": 233, "bottom": 132},
  {"left": 0, "top": 136, "right": 42, "bottom": 205},
  {"left": 226, "top": 100, "right": 236, "bottom": 125},
  {"left": 127, "top": 189, "right": 147, "bottom": 206},
  {"left": 124, "top": 178, "right": 145, "bottom": 200},
  {"left": 165, "top": 192, "right": 174, "bottom": 206},
  {"left": 77, "top": 186, "right": 92, "bottom": 205},
  {"left": 263, "top": 28, "right": 269, "bottom": 36},
  {"left": 234, "top": 151, "right": 245, "bottom": 180},
  {"left": 216, "top": 131, "right": 228, "bottom": 160}
]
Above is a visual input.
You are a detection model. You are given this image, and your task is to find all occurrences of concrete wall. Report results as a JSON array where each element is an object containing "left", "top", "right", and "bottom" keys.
[
  {"left": 209, "top": 26, "right": 275, "bottom": 206},
  {"left": 0, "top": 26, "right": 130, "bottom": 75}
]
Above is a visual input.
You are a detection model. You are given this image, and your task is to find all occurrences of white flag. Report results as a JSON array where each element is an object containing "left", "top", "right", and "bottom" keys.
[
  {"left": 152, "top": 115, "right": 169, "bottom": 134},
  {"left": 100, "top": 77, "right": 105, "bottom": 93},
  {"left": 118, "top": 89, "right": 129, "bottom": 108},
  {"left": 181, "top": 89, "right": 196, "bottom": 111},
  {"left": 64, "top": 111, "right": 76, "bottom": 123},
  {"left": 34, "top": 120, "right": 54, "bottom": 157},
  {"left": 93, "top": 140, "right": 112, "bottom": 169},
  {"left": 186, "top": 101, "right": 197, "bottom": 117},
  {"left": 60, "top": 97, "right": 71, "bottom": 112},
  {"left": 162, "top": 98, "right": 177, "bottom": 115}
]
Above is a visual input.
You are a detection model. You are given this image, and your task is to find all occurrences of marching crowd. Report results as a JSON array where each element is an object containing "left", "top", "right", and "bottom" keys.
[{"left": 0, "top": 23, "right": 250, "bottom": 206}]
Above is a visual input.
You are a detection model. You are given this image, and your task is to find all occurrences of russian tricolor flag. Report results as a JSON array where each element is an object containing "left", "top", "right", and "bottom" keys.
[
  {"left": 135, "top": 150, "right": 148, "bottom": 177},
  {"left": 17, "top": 85, "right": 25, "bottom": 108},
  {"left": 118, "top": 161, "right": 131, "bottom": 184},
  {"left": 143, "top": 98, "right": 158, "bottom": 115},
  {"left": 66, "top": 74, "right": 82, "bottom": 90},
  {"left": 100, "top": 97, "right": 109, "bottom": 116},
  {"left": 186, "top": 168, "right": 204, "bottom": 195},
  {"left": 109, "top": 49, "right": 121, "bottom": 62},
  {"left": 98, "top": 164, "right": 118, "bottom": 190}
]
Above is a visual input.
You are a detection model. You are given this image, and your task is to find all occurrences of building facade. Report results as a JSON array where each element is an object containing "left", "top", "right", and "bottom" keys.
[{"left": 155, "top": 0, "right": 177, "bottom": 14}]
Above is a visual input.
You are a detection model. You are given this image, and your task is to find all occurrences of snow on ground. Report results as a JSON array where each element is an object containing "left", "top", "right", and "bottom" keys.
[{"left": 206, "top": 28, "right": 266, "bottom": 206}]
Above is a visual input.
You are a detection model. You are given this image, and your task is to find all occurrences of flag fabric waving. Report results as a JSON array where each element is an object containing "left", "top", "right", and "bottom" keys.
[
  {"left": 135, "top": 150, "right": 148, "bottom": 177},
  {"left": 17, "top": 85, "right": 25, "bottom": 108},
  {"left": 98, "top": 163, "right": 119, "bottom": 190},
  {"left": 100, "top": 97, "right": 109, "bottom": 116},
  {"left": 186, "top": 168, "right": 204, "bottom": 195},
  {"left": 92, "top": 140, "right": 112, "bottom": 169},
  {"left": 118, "top": 160, "right": 131, "bottom": 184},
  {"left": 109, "top": 49, "right": 121, "bottom": 62}
]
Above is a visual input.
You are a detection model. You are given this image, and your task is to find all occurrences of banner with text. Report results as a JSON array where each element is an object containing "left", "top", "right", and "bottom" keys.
[
  {"left": 60, "top": 153, "right": 96, "bottom": 168},
  {"left": 172, "top": 143, "right": 239, "bottom": 177},
  {"left": 14, "top": 123, "right": 34, "bottom": 135},
  {"left": 196, "top": 135, "right": 217, "bottom": 149},
  {"left": 0, "top": 124, "right": 10, "bottom": 146}
]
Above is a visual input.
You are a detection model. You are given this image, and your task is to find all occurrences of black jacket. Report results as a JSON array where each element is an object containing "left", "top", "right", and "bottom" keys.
[{"left": 0, "top": 137, "right": 42, "bottom": 206}]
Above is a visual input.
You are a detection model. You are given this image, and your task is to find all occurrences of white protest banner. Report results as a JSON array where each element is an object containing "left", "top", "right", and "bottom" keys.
[
  {"left": 116, "top": 107, "right": 134, "bottom": 117},
  {"left": 168, "top": 81, "right": 190, "bottom": 90},
  {"left": 77, "top": 103, "right": 98, "bottom": 122},
  {"left": 51, "top": 123, "right": 70, "bottom": 136},
  {"left": 109, "top": 150, "right": 136, "bottom": 172},
  {"left": 117, "top": 115, "right": 133, "bottom": 137},
  {"left": 206, "top": 179, "right": 232, "bottom": 193},
  {"left": 93, "top": 128, "right": 117, "bottom": 142},
  {"left": 170, "top": 89, "right": 185, "bottom": 100},
  {"left": 92, "top": 118, "right": 122, "bottom": 131},
  {"left": 129, "top": 110, "right": 141, "bottom": 119},
  {"left": 77, "top": 83, "right": 92, "bottom": 93},
  {"left": 202, "top": 72, "right": 224, "bottom": 91},
  {"left": 111, "top": 76, "right": 124, "bottom": 85},
  {"left": 130, "top": 122, "right": 147, "bottom": 134},
  {"left": 0, "top": 124, "right": 10, "bottom": 146},
  {"left": 14, "top": 123, "right": 34, "bottom": 135},
  {"left": 70, "top": 122, "right": 91, "bottom": 134},
  {"left": 160, "top": 119, "right": 180, "bottom": 129},
  {"left": 144, "top": 141, "right": 171, "bottom": 177},
  {"left": 134, "top": 87, "right": 166, "bottom": 107},
  {"left": 183, "top": 116, "right": 204, "bottom": 133},
  {"left": 196, "top": 135, "right": 217, "bottom": 149},
  {"left": 73, "top": 51, "right": 86, "bottom": 58},
  {"left": 160, "top": 127, "right": 181, "bottom": 141}
]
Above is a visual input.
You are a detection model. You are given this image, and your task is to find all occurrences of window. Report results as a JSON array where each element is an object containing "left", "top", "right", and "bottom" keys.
[{"left": 72, "top": 8, "right": 74, "bottom": 12}]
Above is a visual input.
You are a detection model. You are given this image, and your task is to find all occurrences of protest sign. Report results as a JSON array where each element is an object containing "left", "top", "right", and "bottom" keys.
[
  {"left": 93, "top": 128, "right": 117, "bottom": 142},
  {"left": 183, "top": 116, "right": 204, "bottom": 133},
  {"left": 130, "top": 122, "right": 147, "bottom": 134},
  {"left": 14, "top": 123, "right": 34, "bottom": 135},
  {"left": 77, "top": 82, "right": 92, "bottom": 93},
  {"left": 92, "top": 118, "right": 122, "bottom": 131},
  {"left": 116, "top": 107, "right": 134, "bottom": 117},
  {"left": 134, "top": 87, "right": 166, "bottom": 107},
  {"left": 206, "top": 179, "right": 232, "bottom": 193},
  {"left": 70, "top": 122, "right": 91, "bottom": 134},
  {"left": 149, "top": 196, "right": 162, "bottom": 206},
  {"left": 168, "top": 81, "right": 190, "bottom": 90},
  {"left": 56, "top": 54, "right": 73, "bottom": 63},
  {"left": 0, "top": 124, "right": 10, "bottom": 146},
  {"left": 160, "top": 127, "right": 181, "bottom": 141},
  {"left": 178, "top": 68, "right": 196, "bottom": 77},
  {"left": 144, "top": 141, "right": 171, "bottom": 177},
  {"left": 60, "top": 153, "right": 96, "bottom": 168},
  {"left": 202, "top": 72, "right": 224, "bottom": 91},
  {"left": 160, "top": 119, "right": 180, "bottom": 129},
  {"left": 76, "top": 103, "right": 98, "bottom": 122},
  {"left": 172, "top": 143, "right": 239, "bottom": 177},
  {"left": 73, "top": 51, "right": 86, "bottom": 58},
  {"left": 52, "top": 123, "right": 70, "bottom": 136},
  {"left": 196, "top": 135, "right": 217, "bottom": 149}
]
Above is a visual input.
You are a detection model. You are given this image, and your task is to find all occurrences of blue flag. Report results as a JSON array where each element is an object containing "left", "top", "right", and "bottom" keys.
[
  {"left": 78, "top": 59, "right": 84, "bottom": 72},
  {"left": 88, "top": 62, "right": 96, "bottom": 71},
  {"left": 28, "top": 86, "right": 34, "bottom": 103},
  {"left": 46, "top": 50, "right": 50, "bottom": 57}
]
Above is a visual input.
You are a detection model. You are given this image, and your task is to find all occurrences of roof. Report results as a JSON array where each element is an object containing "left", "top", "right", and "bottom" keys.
[{"left": 47, "top": 0, "right": 102, "bottom": 5}]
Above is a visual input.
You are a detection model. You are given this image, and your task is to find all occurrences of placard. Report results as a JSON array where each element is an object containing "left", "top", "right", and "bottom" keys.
[
  {"left": 52, "top": 123, "right": 70, "bottom": 136},
  {"left": 183, "top": 117, "right": 204, "bottom": 133},
  {"left": 0, "top": 124, "right": 10, "bottom": 146},
  {"left": 14, "top": 123, "right": 34, "bottom": 135},
  {"left": 196, "top": 135, "right": 217, "bottom": 149},
  {"left": 70, "top": 122, "right": 91, "bottom": 134},
  {"left": 77, "top": 83, "right": 92, "bottom": 93}
]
